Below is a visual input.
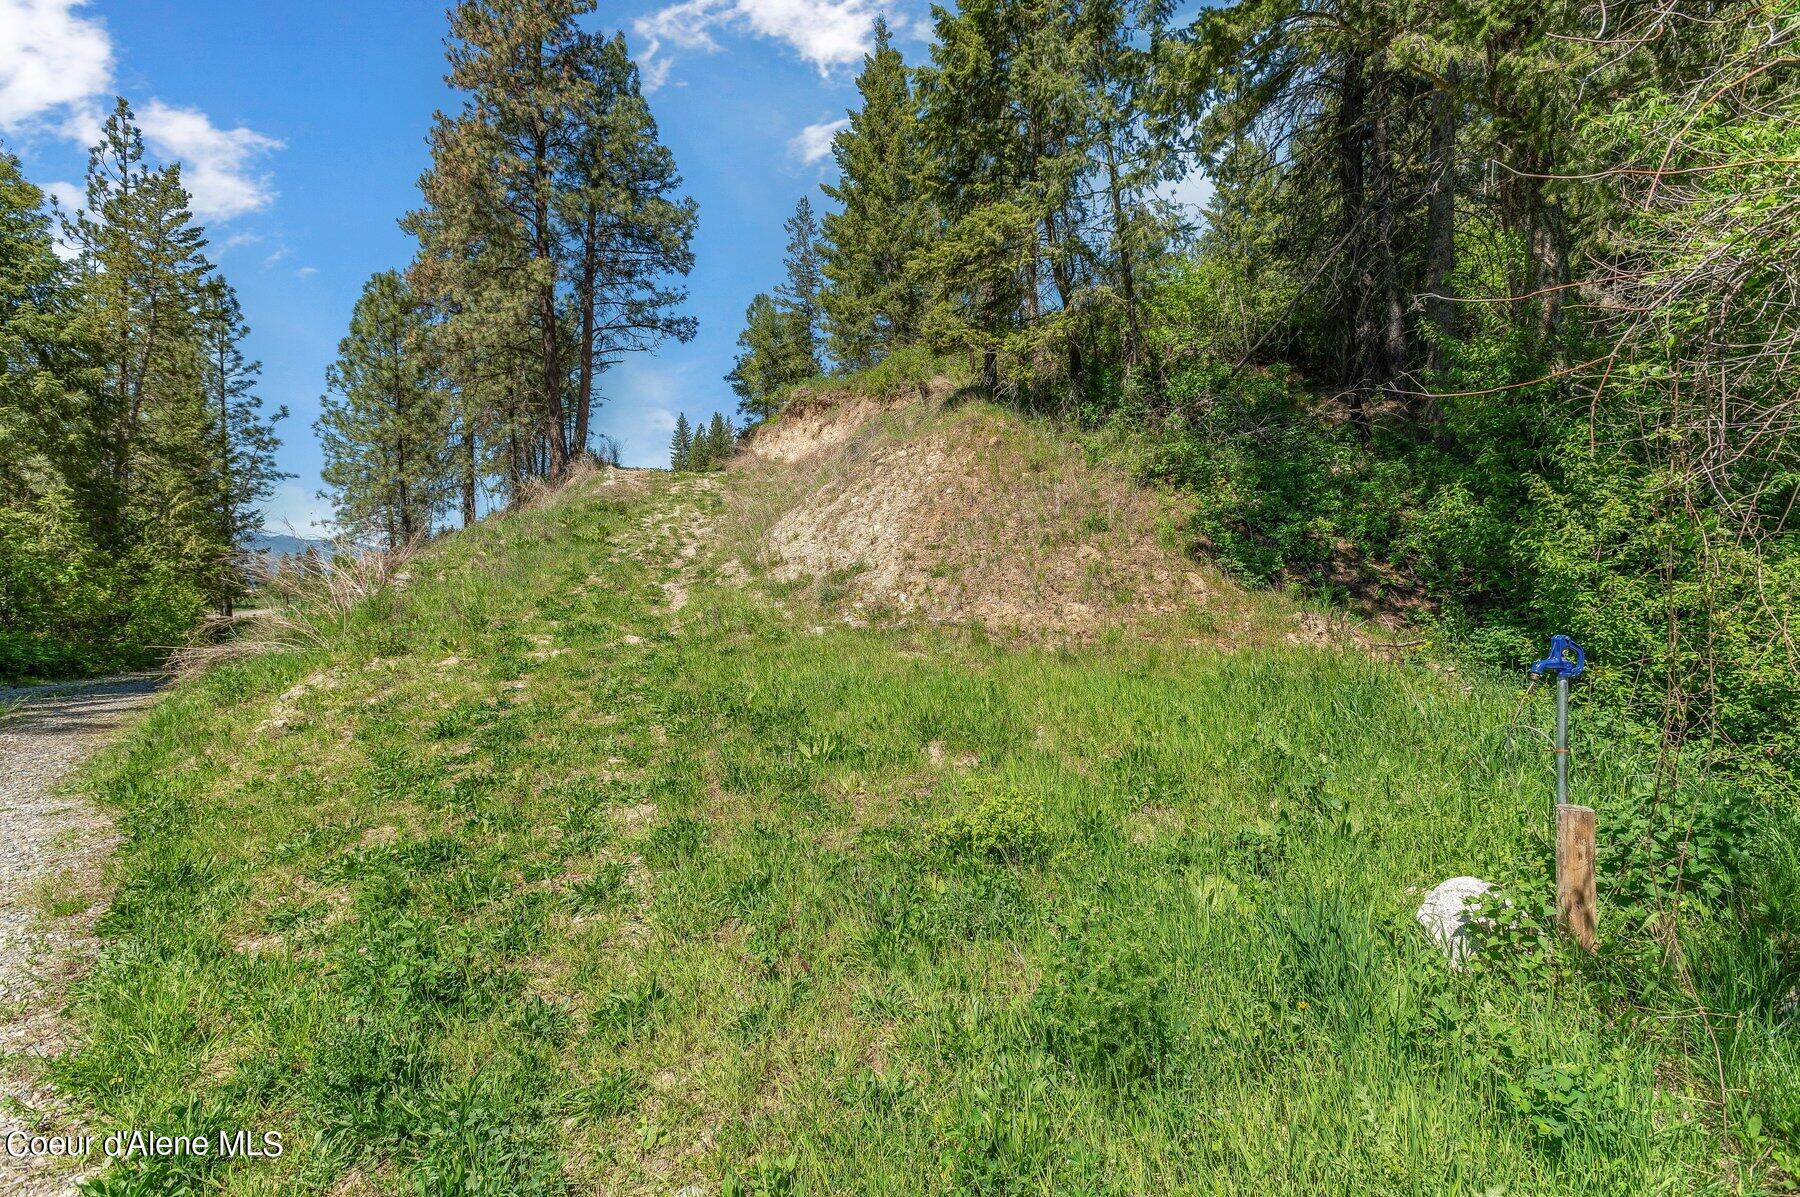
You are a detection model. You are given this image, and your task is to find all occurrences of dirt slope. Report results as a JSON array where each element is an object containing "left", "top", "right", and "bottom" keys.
[{"left": 729, "top": 381, "right": 1312, "bottom": 647}]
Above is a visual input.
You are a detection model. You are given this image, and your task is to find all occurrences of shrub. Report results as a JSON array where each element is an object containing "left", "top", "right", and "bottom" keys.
[
  {"left": 929, "top": 786, "right": 1053, "bottom": 866},
  {"left": 0, "top": 498, "right": 207, "bottom": 681}
]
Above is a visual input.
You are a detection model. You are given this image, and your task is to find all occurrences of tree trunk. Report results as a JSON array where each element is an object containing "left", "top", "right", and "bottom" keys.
[
  {"left": 508, "top": 419, "right": 523, "bottom": 505},
  {"left": 461, "top": 422, "right": 477, "bottom": 528},
  {"left": 218, "top": 348, "right": 234, "bottom": 617},
  {"left": 1043, "top": 208, "right": 1084, "bottom": 408},
  {"left": 1424, "top": 67, "right": 1458, "bottom": 377},
  {"left": 1370, "top": 65, "right": 1409, "bottom": 412},
  {"left": 533, "top": 118, "right": 569, "bottom": 477},
  {"left": 1103, "top": 139, "right": 1145, "bottom": 374},
  {"left": 1534, "top": 195, "right": 1568, "bottom": 351},
  {"left": 1418, "top": 67, "right": 1458, "bottom": 438},
  {"left": 575, "top": 214, "right": 598, "bottom": 461},
  {"left": 396, "top": 429, "right": 412, "bottom": 547},
  {"left": 1337, "top": 50, "right": 1373, "bottom": 446},
  {"left": 539, "top": 281, "right": 568, "bottom": 475}
]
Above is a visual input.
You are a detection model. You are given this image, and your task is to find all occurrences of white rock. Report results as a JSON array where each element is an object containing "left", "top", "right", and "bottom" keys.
[{"left": 1415, "top": 876, "right": 1492, "bottom": 967}]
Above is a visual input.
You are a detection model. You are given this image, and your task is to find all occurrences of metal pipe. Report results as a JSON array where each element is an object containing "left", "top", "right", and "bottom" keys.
[{"left": 1554, "top": 673, "right": 1569, "bottom": 808}]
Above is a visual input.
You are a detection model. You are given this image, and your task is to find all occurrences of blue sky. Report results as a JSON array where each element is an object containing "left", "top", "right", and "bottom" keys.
[{"left": 1, "top": 0, "right": 1207, "bottom": 537}]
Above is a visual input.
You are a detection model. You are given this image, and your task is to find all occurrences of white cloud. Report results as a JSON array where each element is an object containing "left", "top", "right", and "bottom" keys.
[
  {"left": 139, "top": 99, "right": 282, "bottom": 220},
  {"left": 636, "top": 0, "right": 726, "bottom": 59},
  {"left": 0, "top": 2, "right": 281, "bottom": 222},
  {"left": 42, "top": 178, "right": 84, "bottom": 211},
  {"left": 221, "top": 231, "right": 261, "bottom": 251},
  {"left": 737, "top": 0, "right": 880, "bottom": 69},
  {"left": 296, "top": 265, "right": 317, "bottom": 278},
  {"left": 634, "top": 0, "right": 882, "bottom": 90},
  {"left": 590, "top": 360, "right": 701, "bottom": 467},
  {"left": 0, "top": 0, "right": 112, "bottom": 133},
  {"left": 261, "top": 480, "right": 334, "bottom": 539},
  {"left": 789, "top": 117, "right": 847, "bottom": 166},
  {"left": 43, "top": 179, "right": 83, "bottom": 259}
]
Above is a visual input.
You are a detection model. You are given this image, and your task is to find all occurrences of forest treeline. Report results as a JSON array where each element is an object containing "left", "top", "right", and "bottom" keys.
[
  {"left": 0, "top": 103, "right": 285, "bottom": 681},
  {"left": 316, "top": 0, "right": 695, "bottom": 548},
  {"left": 729, "top": 0, "right": 1797, "bottom": 779}
]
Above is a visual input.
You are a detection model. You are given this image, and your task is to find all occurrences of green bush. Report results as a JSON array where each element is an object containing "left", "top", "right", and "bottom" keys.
[
  {"left": 0, "top": 498, "right": 207, "bottom": 681},
  {"left": 928, "top": 786, "right": 1053, "bottom": 865}
]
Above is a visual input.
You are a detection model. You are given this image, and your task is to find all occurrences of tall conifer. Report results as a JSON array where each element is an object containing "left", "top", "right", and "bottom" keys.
[
  {"left": 820, "top": 19, "right": 931, "bottom": 370},
  {"left": 317, "top": 272, "right": 449, "bottom": 548}
]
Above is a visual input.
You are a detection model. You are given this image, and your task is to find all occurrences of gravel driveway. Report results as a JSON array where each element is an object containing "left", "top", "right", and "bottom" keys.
[{"left": 1, "top": 675, "right": 163, "bottom": 1197}]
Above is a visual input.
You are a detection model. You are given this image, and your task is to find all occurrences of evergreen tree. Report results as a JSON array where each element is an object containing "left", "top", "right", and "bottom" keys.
[
  {"left": 820, "top": 18, "right": 932, "bottom": 370},
  {"left": 0, "top": 150, "right": 90, "bottom": 512},
  {"left": 416, "top": 0, "right": 597, "bottom": 477},
  {"left": 1170, "top": 0, "right": 1576, "bottom": 425},
  {"left": 564, "top": 33, "right": 699, "bottom": 456},
  {"left": 704, "top": 412, "right": 733, "bottom": 469},
  {"left": 915, "top": 0, "right": 1093, "bottom": 398},
  {"left": 689, "top": 417, "right": 713, "bottom": 470},
  {"left": 669, "top": 411, "right": 692, "bottom": 471},
  {"left": 726, "top": 292, "right": 814, "bottom": 424},
  {"left": 67, "top": 100, "right": 218, "bottom": 541},
  {"left": 0, "top": 150, "right": 102, "bottom": 677},
  {"left": 4, "top": 105, "right": 283, "bottom": 675},
  {"left": 1077, "top": 0, "right": 1175, "bottom": 379},
  {"left": 409, "top": 5, "right": 696, "bottom": 480},
  {"left": 317, "top": 272, "right": 449, "bottom": 548},
  {"left": 774, "top": 197, "right": 825, "bottom": 369},
  {"left": 199, "top": 280, "right": 288, "bottom": 613}
]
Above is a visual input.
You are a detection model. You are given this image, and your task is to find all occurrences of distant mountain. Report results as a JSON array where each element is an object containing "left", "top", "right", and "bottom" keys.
[{"left": 245, "top": 531, "right": 331, "bottom": 559}]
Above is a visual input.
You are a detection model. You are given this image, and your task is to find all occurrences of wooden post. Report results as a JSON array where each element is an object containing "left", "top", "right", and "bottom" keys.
[{"left": 1555, "top": 804, "right": 1596, "bottom": 951}]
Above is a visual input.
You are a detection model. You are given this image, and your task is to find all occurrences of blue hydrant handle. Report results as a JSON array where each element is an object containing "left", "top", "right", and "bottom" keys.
[{"left": 1530, "top": 634, "right": 1585, "bottom": 679}]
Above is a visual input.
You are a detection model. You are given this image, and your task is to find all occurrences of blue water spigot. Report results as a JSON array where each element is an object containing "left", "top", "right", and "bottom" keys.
[{"left": 1530, "top": 634, "right": 1585, "bottom": 680}]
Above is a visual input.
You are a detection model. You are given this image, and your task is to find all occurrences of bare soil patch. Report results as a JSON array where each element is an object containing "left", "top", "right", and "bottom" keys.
[{"left": 731, "top": 385, "right": 1283, "bottom": 644}]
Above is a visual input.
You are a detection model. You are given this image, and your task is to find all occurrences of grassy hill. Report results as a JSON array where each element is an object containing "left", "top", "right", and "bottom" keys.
[{"left": 40, "top": 391, "right": 1795, "bottom": 1193}]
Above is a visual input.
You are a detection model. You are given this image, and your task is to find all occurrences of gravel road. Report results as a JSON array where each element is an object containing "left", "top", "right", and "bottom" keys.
[{"left": 1, "top": 675, "right": 163, "bottom": 1197}]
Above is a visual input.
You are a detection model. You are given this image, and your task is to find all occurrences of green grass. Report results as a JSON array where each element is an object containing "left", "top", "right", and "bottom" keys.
[{"left": 46, "top": 469, "right": 1795, "bottom": 1195}]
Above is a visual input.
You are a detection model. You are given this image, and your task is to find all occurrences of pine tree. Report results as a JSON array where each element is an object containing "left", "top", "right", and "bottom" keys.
[
  {"left": 564, "top": 33, "right": 699, "bottom": 456},
  {"left": 199, "top": 280, "right": 287, "bottom": 613},
  {"left": 3, "top": 102, "right": 283, "bottom": 673},
  {"left": 317, "top": 272, "right": 449, "bottom": 548},
  {"left": 1077, "top": 0, "right": 1175, "bottom": 380},
  {"left": 774, "top": 197, "right": 825, "bottom": 369},
  {"left": 0, "top": 150, "right": 103, "bottom": 678},
  {"left": 419, "top": 0, "right": 597, "bottom": 476},
  {"left": 409, "top": 8, "right": 697, "bottom": 484},
  {"left": 704, "top": 412, "right": 733, "bottom": 469},
  {"left": 726, "top": 292, "right": 814, "bottom": 424},
  {"left": 67, "top": 100, "right": 218, "bottom": 542},
  {"left": 1172, "top": 0, "right": 1564, "bottom": 425},
  {"left": 689, "top": 418, "right": 713, "bottom": 471},
  {"left": 915, "top": 0, "right": 1093, "bottom": 397},
  {"left": 820, "top": 18, "right": 932, "bottom": 370},
  {"left": 0, "top": 150, "right": 91, "bottom": 512},
  {"left": 669, "top": 411, "right": 692, "bottom": 471}
]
